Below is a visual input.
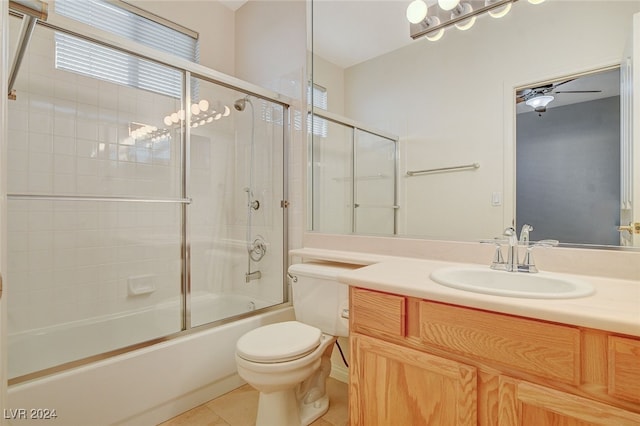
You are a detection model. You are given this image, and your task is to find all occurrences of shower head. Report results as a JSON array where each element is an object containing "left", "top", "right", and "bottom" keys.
[{"left": 234, "top": 96, "right": 252, "bottom": 112}]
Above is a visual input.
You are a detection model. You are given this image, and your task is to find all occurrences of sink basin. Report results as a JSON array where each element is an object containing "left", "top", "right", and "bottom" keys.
[{"left": 430, "top": 266, "right": 595, "bottom": 299}]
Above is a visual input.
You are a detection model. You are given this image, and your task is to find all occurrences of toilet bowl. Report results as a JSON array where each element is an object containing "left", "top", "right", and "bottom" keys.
[{"left": 234, "top": 262, "right": 358, "bottom": 426}]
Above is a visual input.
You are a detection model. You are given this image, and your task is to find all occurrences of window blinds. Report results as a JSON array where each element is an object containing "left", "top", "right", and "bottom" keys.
[{"left": 54, "top": 0, "right": 199, "bottom": 99}]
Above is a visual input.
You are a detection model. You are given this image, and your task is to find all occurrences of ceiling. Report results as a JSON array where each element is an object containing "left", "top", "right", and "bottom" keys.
[{"left": 312, "top": 0, "right": 414, "bottom": 69}]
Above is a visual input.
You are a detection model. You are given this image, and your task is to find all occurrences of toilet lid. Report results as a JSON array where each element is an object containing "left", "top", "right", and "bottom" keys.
[{"left": 236, "top": 321, "right": 322, "bottom": 363}]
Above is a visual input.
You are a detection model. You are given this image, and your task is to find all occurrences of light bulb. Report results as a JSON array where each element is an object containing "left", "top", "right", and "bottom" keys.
[
  {"left": 191, "top": 103, "right": 200, "bottom": 115},
  {"left": 453, "top": 2, "right": 475, "bottom": 30},
  {"left": 199, "top": 119, "right": 205, "bottom": 126},
  {"left": 406, "top": 0, "right": 428, "bottom": 24},
  {"left": 206, "top": 116, "right": 213, "bottom": 123},
  {"left": 223, "top": 105, "right": 231, "bottom": 117},
  {"left": 170, "top": 113, "right": 179, "bottom": 123},
  {"left": 178, "top": 109, "right": 185, "bottom": 121},
  {"left": 486, "top": 0, "right": 511, "bottom": 18},
  {"left": 198, "top": 99, "right": 209, "bottom": 111},
  {"left": 528, "top": 0, "right": 545, "bottom": 4},
  {"left": 438, "top": 0, "right": 460, "bottom": 11},
  {"left": 192, "top": 122, "right": 199, "bottom": 128},
  {"left": 214, "top": 113, "right": 222, "bottom": 120},
  {"left": 163, "top": 116, "right": 172, "bottom": 126}
]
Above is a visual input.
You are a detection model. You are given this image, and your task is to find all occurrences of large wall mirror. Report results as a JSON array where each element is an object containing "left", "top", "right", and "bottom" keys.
[{"left": 309, "top": 0, "right": 640, "bottom": 249}]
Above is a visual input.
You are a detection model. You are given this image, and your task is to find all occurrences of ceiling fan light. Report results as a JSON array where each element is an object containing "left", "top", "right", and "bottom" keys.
[
  {"left": 406, "top": 0, "right": 428, "bottom": 24},
  {"left": 528, "top": 0, "right": 545, "bottom": 4},
  {"left": 486, "top": 0, "right": 512, "bottom": 18},
  {"left": 438, "top": 0, "right": 460, "bottom": 11},
  {"left": 525, "top": 95, "right": 554, "bottom": 109}
]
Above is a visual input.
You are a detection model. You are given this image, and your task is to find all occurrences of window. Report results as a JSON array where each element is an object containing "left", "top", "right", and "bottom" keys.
[
  {"left": 54, "top": 0, "right": 199, "bottom": 99},
  {"left": 308, "top": 83, "right": 328, "bottom": 137}
]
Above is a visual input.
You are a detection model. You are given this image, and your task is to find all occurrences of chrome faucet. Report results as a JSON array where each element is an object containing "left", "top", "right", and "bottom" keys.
[{"left": 483, "top": 225, "right": 558, "bottom": 273}]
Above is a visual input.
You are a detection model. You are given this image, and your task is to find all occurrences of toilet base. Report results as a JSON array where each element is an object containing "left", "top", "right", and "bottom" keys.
[
  {"left": 255, "top": 389, "right": 300, "bottom": 426},
  {"left": 254, "top": 390, "right": 329, "bottom": 426},
  {"left": 300, "top": 394, "right": 329, "bottom": 425}
]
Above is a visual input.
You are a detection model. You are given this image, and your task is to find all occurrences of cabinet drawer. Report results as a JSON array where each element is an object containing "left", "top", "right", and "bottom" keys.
[
  {"left": 608, "top": 336, "right": 640, "bottom": 403},
  {"left": 420, "top": 301, "right": 581, "bottom": 385},
  {"left": 351, "top": 288, "right": 406, "bottom": 338}
]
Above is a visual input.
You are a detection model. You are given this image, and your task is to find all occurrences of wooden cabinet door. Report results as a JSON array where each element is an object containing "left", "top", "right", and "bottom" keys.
[
  {"left": 498, "top": 377, "right": 640, "bottom": 426},
  {"left": 349, "top": 333, "right": 477, "bottom": 426}
]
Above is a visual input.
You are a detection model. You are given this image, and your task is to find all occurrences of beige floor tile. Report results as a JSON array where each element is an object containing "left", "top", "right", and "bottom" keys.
[
  {"left": 205, "top": 384, "right": 259, "bottom": 426},
  {"left": 159, "top": 404, "right": 230, "bottom": 426},
  {"left": 317, "top": 379, "right": 349, "bottom": 426},
  {"left": 164, "top": 378, "right": 348, "bottom": 426}
]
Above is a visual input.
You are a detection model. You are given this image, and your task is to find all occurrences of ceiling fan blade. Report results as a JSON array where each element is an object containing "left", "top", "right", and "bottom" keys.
[
  {"left": 516, "top": 97, "right": 525, "bottom": 104},
  {"left": 551, "top": 79, "right": 576, "bottom": 89},
  {"left": 554, "top": 90, "right": 602, "bottom": 94}
]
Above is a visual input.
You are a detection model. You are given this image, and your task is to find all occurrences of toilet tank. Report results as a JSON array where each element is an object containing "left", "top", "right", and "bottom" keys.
[{"left": 288, "top": 262, "right": 360, "bottom": 338}]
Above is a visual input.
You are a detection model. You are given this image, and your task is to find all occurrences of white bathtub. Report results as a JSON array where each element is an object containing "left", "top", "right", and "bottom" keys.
[{"left": 7, "top": 297, "right": 294, "bottom": 425}]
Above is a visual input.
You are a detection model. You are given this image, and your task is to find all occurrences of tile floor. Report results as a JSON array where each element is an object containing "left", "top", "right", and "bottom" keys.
[{"left": 159, "top": 378, "right": 348, "bottom": 426}]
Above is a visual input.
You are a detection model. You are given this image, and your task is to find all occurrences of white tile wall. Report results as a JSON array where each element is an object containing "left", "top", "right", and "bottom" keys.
[{"left": 7, "top": 22, "right": 184, "bottom": 335}]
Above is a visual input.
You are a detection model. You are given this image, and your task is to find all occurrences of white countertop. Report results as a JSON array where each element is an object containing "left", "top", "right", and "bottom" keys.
[{"left": 290, "top": 248, "right": 640, "bottom": 337}]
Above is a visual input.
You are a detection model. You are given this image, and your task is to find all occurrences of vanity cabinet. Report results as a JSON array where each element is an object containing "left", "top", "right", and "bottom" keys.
[{"left": 349, "top": 287, "right": 640, "bottom": 426}]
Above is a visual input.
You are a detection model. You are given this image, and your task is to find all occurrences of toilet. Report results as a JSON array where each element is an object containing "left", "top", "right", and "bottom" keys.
[{"left": 235, "top": 262, "right": 356, "bottom": 426}]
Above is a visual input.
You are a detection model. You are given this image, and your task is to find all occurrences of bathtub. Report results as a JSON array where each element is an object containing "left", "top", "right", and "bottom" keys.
[{"left": 7, "top": 295, "right": 294, "bottom": 425}]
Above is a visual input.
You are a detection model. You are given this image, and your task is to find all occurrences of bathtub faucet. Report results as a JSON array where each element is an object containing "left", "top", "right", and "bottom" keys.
[{"left": 245, "top": 270, "right": 262, "bottom": 283}]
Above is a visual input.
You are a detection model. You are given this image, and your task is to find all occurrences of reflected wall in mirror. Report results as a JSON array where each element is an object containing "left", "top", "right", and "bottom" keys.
[
  {"left": 311, "top": 0, "right": 640, "bottom": 248},
  {"left": 516, "top": 67, "right": 624, "bottom": 247}
]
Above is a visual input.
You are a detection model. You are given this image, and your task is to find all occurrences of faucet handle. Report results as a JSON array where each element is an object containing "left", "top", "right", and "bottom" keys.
[{"left": 481, "top": 238, "right": 507, "bottom": 270}]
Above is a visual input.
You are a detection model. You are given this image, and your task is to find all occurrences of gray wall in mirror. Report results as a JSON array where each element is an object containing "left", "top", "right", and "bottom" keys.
[
  {"left": 516, "top": 96, "right": 620, "bottom": 246},
  {"left": 310, "top": 0, "right": 640, "bottom": 248}
]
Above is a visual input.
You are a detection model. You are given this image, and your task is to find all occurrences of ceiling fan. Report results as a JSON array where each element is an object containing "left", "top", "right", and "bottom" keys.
[{"left": 516, "top": 79, "right": 602, "bottom": 114}]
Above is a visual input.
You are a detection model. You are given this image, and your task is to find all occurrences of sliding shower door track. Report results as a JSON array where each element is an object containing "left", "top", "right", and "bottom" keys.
[{"left": 7, "top": 193, "right": 192, "bottom": 204}]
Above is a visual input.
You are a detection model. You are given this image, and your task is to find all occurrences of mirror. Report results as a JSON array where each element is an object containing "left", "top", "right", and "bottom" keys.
[{"left": 310, "top": 0, "right": 640, "bottom": 248}]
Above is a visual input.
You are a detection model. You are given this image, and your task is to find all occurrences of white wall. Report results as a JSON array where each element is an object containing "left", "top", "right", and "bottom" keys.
[{"left": 339, "top": 1, "right": 640, "bottom": 241}]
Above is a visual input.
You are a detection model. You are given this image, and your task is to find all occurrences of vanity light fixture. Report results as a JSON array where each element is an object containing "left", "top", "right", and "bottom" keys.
[
  {"left": 408, "top": 0, "right": 545, "bottom": 41},
  {"left": 486, "top": 0, "right": 511, "bottom": 18},
  {"left": 452, "top": 2, "right": 476, "bottom": 31},
  {"left": 425, "top": 16, "right": 445, "bottom": 41}
]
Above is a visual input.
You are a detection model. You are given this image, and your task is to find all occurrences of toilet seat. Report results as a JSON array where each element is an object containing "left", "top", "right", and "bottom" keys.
[{"left": 236, "top": 321, "right": 322, "bottom": 363}]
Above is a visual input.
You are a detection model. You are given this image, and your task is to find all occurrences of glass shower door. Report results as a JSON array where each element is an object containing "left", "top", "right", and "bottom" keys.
[
  {"left": 188, "top": 76, "right": 286, "bottom": 328},
  {"left": 5, "top": 22, "right": 185, "bottom": 379},
  {"left": 354, "top": 129, "right": 397, "bottom": 235}
]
